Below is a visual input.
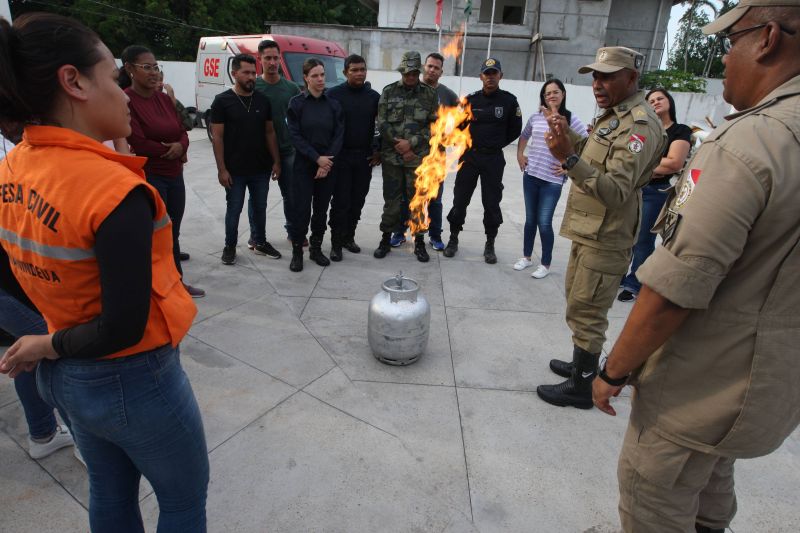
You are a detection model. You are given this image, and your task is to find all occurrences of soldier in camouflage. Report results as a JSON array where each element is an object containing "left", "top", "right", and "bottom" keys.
[{"left": 373, "top": 51, "right": 438, "bottom": 262}]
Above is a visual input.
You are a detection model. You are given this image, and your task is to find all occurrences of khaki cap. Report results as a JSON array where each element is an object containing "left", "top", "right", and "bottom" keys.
[
  {"left": 578, "top": 46, "right": 644, "bottom": 74},
  {"left": 397, "top": 51, "right": 422, "bottom": 74},
  {"left": 703, "top": 0, "right": 800, "bottom": 34}
]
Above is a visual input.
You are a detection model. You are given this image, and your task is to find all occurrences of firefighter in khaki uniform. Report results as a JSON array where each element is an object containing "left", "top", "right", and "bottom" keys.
[
  {"left": 536, "top": 47, "right": 665, "bottom": 409},
  {"left": 592, "top": 2, "right": 800, "bottom": 532}
]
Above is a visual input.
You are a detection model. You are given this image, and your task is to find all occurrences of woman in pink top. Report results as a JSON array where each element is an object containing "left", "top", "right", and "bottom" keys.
[
  {"left": 515, "top": 79, "right": 587, "bottom": 279},
  {"left": 122, "top": 45, "right": 204, "bottom": 297}
]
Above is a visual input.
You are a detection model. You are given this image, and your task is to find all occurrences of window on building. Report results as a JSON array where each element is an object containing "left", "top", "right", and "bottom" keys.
[{"left": 479, "top": 0, "right": 526, "bottom": 25}]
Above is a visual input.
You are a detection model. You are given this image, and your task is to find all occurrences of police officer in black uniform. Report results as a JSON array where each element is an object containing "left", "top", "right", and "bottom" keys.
[{"left": 443, "top": 58, "right": 522, "bottom": 263}]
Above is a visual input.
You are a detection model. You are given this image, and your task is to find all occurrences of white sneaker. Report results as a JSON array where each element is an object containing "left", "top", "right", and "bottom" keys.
[
  {"left": 531, "top": 265, "right": 550, "bottom": 279},
  {"left": 513, "top": 257, "right": 533, "bottom": 271},
  {"left": 28, "top": 425, "right": 74, "bottom": 459}
]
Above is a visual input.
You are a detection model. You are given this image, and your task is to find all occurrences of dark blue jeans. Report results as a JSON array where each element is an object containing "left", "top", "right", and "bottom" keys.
[
  {"left": 396, "top": 179, "right": 442, "bottom": 239},
  {"left": 37, "top": 344, "right": 209, "bottom": 533},
  {"left": 622, "top": 182, "right": 670, "bottom": 294},
  {"left": 146, "top": 174, "right": 185, "bottom": 277},
  {"left": 522, "top": 173, "right": 563, "bottom": 265},
  {"left": 0, "top": 288, "right": 58, "bottom": 439},
  {"left": 248, "top": 150, "right": 294, "bottom": 241},
  {"left": 226, "top": 174, "right": 268, "bottom": 247}
]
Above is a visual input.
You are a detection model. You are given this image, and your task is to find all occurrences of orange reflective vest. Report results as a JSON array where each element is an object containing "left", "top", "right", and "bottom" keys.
[{"left": 0, "top": 126, "right": 196, "bottom": 359}]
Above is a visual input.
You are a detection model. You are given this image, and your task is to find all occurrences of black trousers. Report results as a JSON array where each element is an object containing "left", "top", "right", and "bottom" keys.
[
  {"left": 446, "top": 151, "right": 506, "bottom": 237},
  {"left": 329, "top": 149, "right": 373, "bottom": 236},
  {"left": 290, "top": 157, "right": 335, "bottom": 243}
]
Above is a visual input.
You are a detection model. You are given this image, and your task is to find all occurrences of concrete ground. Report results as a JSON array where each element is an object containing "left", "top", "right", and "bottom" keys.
[{"left": 1, "top": 129, "right": 798, "bottom": 532}]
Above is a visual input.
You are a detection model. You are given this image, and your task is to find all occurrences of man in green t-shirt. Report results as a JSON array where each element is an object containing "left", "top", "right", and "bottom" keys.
[{"left": 248, "top": 39, "right": 303, "bottom": 247}]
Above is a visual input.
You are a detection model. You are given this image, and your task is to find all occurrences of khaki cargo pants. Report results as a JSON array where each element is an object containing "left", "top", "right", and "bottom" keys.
[
  {"left": 618, "top": 420, "right": 737, "bottom": 532},
  {"left": 564, "top": 242, "right": 631, "bottom": 354}
]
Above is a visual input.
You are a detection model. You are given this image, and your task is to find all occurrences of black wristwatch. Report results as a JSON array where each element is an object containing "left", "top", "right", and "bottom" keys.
[
  {"left": 562, "top": 153, "right": 580, "bottom": 170},
  {"left": 598, "top": 358, "right": 628, "bottom": 386}
]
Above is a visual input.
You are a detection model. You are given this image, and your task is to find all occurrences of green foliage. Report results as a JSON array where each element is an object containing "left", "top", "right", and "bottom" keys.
[
  {"left": 667, "top": 0, "right": 737, "bottom": 78},
  {"left": 10, "top": 0, "right": 377, "bottom": 61},
  {"left": 640, "top": 69, "right": 707, "bottom": 93}
]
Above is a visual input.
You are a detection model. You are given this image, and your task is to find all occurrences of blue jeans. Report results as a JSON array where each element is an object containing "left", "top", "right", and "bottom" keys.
[
  {"left": 248, "top": 151, "right": 295, "bottom": 240},
  {"left": 397, "top": 181, "right": 444, "bottom": 239},
  {"left": 522, "top": 173, "right": 563, "bottom": 265},
  {"left": 0, "top": 288, "right": 58, "bottom": 439},
  {"left": 226, "top": 174, "right": 268, "bottom": 247},
  {"left": 36, "top": 344, "right": 209, "bottom": 533},
  {"left": 622, "top": 182, "right": 670, "bottom": 294}
]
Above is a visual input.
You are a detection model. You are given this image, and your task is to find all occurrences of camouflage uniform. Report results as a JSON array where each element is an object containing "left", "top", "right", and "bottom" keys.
[{"left": 376, "top": 53, "right": 438, "bottom": 236}]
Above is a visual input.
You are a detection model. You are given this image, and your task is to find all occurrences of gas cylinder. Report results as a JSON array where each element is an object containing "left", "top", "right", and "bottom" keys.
[{"left": 368, "top": 272, "right": 430, "bottom": 365}]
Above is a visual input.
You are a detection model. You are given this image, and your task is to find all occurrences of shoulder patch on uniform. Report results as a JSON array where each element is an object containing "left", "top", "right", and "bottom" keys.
[
  {"left": 627, "top": 134, "right": 646, "bottom": 154},
  {"left": 632, "top": 105, "right": 650, "bottom": 124},
  {"left": 675, "top": 169, "right": 702, "bottom": 209},
  {"left": 516, "top": 106, "right": 522, "bottom": 117}
]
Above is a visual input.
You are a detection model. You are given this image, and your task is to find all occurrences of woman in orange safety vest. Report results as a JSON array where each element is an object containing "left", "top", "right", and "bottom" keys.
[{"left": 0, "top": 13, "right": 208, "bottom": 532}]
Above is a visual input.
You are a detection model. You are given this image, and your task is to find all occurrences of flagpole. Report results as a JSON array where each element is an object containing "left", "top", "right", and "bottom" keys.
[
  {"left": 487, "top": 0, "right": 496, "bottom": 58},
  {"left": 459, "top": 14, "right": 469, "bottom": 96}
]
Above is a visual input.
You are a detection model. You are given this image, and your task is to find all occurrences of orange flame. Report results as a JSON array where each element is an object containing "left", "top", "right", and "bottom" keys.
[
  {"left": 440, "top": 25, "right": 464, "bottom": 59},
  {"left": 408, "top": 100, "right": 473, "bottom": 235}
]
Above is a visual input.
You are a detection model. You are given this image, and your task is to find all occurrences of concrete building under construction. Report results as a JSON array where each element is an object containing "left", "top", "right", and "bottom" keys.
[{"left": 269, "top": 0, "right": 680, "bottom": 85}]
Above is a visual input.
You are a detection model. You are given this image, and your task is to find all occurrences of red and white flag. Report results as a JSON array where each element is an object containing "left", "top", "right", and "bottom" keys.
[{"left": 435, "top": 0, "right": 443, "bottom": 30}]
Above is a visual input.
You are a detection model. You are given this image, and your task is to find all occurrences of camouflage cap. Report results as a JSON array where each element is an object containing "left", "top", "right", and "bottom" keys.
[
  {"left": 578, "top": 46, "right": 644, "bottom": 74},
  {"left": 703, "top": 0, "right": 800, "bottom": 34},
  {"left": 397, "top": 51, "right": 422, "bottom": 74}
]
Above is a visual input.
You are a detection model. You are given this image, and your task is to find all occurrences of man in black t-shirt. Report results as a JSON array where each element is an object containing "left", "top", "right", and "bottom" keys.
[{"left": 210, "top": 54, "right": 281, "bottom": 265}]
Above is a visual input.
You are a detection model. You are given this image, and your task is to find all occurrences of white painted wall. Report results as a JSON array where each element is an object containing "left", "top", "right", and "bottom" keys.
[{"left": 1, "top": 0, "right": 11, "bottom": 21}]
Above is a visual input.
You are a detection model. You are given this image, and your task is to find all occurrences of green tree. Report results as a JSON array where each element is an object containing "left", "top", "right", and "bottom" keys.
[
  {"left": 668, "top": 0, "right": 738, "bottom": 78},
  {"left": 9, "top": 0, "right": 377, "bottom": 61},
  {"left": 640, "top": 69, "right": 707, "bottom": 93}
]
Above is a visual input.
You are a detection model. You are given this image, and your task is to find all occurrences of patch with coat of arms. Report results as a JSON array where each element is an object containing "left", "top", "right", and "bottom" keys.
[
  {"left": 495, "top": 106, "right": 503, "bottom": 118},
  {"left": 627, "top": 134, "right": 646, "bottom": 153}
]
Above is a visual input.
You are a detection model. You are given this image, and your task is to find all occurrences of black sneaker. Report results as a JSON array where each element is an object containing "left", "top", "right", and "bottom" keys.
[
  {"left": 617, "top": 289, "right": 636, "bottom": 302},
  {"left": 252, "top": 242, "right": 281, "bottom": 259},
  {"left": 221, "top": 245, "right": 236, "bottom": 265}
]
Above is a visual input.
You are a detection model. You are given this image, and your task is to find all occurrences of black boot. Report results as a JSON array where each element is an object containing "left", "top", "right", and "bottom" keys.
[
  {"left": 329, "top": 231, "right": 343, "bottom": 262},
  {"left": 309, "top": 233, "right": 330, "bottom": 266},
  {"left": 374, "top": 232, "right": 391, "bottom": 258},
  {"left": 343, "top": 229, "right": 360, "bottom": 253},
  {"left": 695, "top": 524, "right": 725, "bottom": 533},
  {"left": 537, "top": 347, "right": 598, "bottom": 409},
  {"left": 549, "top": 345, "right": 582, "bottom": 378},
  {"left": 414, "top": 235, "right": 429, "bottom": 262},
  {"left": 289, "top": 242, "right": 304, "bottom": 272},
  {"left": 483, "top": 235, "right": 497, "bottom": 264},
  {"left": 443, "top": 232, "right": 459, "bottom": 258}
]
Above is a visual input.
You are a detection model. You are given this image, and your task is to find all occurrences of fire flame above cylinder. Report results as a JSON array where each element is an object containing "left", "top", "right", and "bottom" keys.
[
  {"left": 405, "top": 27, "right": 471, "bottom": 236},
  {"left": 407, "top": 101, "right": 473, "bottom": 235}
]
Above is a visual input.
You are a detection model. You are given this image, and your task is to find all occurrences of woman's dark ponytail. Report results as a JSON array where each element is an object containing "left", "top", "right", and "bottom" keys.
[{"left": 0, "top": 13, "right": 103, "bottom": 131}]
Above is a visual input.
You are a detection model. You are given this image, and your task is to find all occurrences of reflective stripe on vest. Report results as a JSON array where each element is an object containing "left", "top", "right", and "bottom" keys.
[
  {"left": 0, "top": 227, "right": 94, "bottom": 261},
  {"left": 153, "top": 214, "right": 170, "bottom": 231},
  {"left": 0, "top": 215, "right": 171, "bottom": 261}
]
